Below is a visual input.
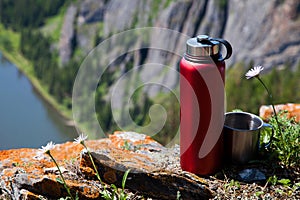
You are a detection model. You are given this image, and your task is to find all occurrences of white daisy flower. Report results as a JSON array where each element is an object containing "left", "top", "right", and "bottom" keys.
[
  {"left": 35, "top": 141, "right": 56, "bottom": 160},
  {"left": 74, "top": 133, "right": 88, "bottom": 144},
  {"left": 39, "top": 141, "right": 56, "bottom": 154},
  {"left": 245, "top": 65, "right": 264, "bottom": 79}
]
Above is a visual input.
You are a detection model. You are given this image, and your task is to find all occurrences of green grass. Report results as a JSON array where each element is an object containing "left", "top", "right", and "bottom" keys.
[{"left": 0, "top": 24, "right": 26, "bottom": 66}]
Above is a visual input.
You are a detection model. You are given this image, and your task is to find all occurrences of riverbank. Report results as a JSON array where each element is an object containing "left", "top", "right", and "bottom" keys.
[{"left": 0, "top": 25, "right": 75, "bottom": 128}]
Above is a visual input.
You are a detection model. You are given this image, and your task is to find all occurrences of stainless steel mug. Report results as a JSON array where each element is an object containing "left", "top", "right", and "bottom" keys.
[{"left": 223, "top": 111, "right": 274, "bottom": 164}]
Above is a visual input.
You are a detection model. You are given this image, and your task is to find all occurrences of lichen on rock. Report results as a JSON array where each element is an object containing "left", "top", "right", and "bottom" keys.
[{"left": 0, "top": 131, "right": 213, "bottom": 199}]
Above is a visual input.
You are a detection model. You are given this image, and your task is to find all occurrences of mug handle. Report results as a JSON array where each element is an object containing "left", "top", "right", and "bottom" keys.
[{"left": 261, "top": 123, "right": 274, "bottom": 149}]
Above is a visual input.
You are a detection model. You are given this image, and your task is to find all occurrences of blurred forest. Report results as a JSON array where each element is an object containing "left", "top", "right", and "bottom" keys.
[
  {"left": 226, "top": 62, "right": 300, "bottom": 113},
  {"left": 0, "top": 0, "right": 299, "bottom": 144}
]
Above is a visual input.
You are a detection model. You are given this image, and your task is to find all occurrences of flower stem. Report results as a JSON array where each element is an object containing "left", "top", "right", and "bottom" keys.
[
  {"left": 256, "top": 77, "right": 285, "bottom": 145},
  {"left": 82, "top": 143, "right": 103, "bottom": 183},
  {"left": 80, "top": 142, "right": 111, "bottom": 197},
  {"left": 48, "top": 152, "right": 74, "bottom": 200}
]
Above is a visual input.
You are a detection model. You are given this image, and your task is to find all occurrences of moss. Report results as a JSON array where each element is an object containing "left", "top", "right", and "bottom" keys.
[
  {"left": 148, "top": 0, "right": 163, "bottom": 25},
  {"left": 163, "top": 0, "right": 175, "bottom": 8},
  {"left": 218, "top": 0, "right": 227, "bottom": 9},
  {"left": 41, "top": 2, "right": 70, "bottom": 42}
]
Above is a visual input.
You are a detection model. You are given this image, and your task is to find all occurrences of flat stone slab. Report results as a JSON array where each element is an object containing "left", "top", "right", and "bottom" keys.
[{"left": 0, "top": 131, "right": 214, "bottom": 199}]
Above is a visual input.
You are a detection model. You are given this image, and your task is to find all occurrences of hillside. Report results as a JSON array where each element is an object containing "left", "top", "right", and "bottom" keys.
[
  {"left": 58, "top": 0, "right": 300, "bottom": 69},
  {"left": 61, "top": 0, "right": 300, "bottom": 140}
]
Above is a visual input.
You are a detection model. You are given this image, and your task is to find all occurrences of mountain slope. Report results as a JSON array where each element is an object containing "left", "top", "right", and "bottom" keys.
[
  {"left": 55, "top": 0, "right": 300, "bottom": 141},
  {"left": 59, "top": 0, "right": 299, "bottom": 69}
]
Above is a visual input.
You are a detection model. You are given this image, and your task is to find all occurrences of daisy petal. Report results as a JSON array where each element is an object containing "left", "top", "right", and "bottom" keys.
[
  {"left": 39, "top": 141, "right": 56, "bottom": 154},
  {"left": 74, "top": 133, "right": 88, "bottom": 144},
  {"left": 245, "top": 65, "right": 264, "bottom": 79}
]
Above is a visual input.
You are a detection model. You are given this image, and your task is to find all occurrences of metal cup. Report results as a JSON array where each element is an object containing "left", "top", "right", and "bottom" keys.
[{"left": 223, "top": 111, "right": 274, "bottom": 164}]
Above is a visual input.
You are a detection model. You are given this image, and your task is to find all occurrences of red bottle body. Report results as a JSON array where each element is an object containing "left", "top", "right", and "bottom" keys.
[{"left": 180, "top": 56, "right": 225, "bottom": 175}]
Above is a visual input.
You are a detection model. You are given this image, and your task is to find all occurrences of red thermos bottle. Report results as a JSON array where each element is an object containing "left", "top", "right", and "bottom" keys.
[{"left": 180, "top": 35, "right": 232, "bottom": 175}]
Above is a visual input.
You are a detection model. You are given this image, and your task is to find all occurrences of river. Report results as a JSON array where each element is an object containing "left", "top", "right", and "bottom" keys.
[{"left": 0, "top": 52, "right": 78, "bottom": 150}]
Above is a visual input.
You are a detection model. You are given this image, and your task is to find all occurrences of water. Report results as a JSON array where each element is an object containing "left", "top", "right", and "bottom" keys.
[{"left": 0, "top": 52, "right": 78, "bottom": 150}]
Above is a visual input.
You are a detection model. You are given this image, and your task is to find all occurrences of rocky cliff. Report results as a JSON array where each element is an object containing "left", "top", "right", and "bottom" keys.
[
  {"left": 57, "top": 0, "right": 299, "bottom": 136},
  {"left": 60, "top": 0, "right": 300, "bottom": 70}
]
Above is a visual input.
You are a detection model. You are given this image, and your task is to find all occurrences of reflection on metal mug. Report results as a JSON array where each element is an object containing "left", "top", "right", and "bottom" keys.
[{"left": 223, "top": 111, "right": 274, "bottom": 164}]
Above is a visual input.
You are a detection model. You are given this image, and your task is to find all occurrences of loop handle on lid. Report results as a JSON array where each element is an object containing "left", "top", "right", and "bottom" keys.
[
  {"left": 185, "top": 35, "right": 232, "bottom": 62},
  {"left": 211, "top": 38, "right": 232, "bottom": 61}
]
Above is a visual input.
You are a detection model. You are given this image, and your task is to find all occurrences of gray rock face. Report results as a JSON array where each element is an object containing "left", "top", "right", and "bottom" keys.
[
  {"left": 103, "top": 0, "right": 141, "bottom": 36},
  {"left": 65, "top": 0, "right": 299, "bottom": 134},
  {"left": 60, "top": 0, "right": 300, "bottom": 68},
  {"left": 60, "top": 0, "right": 299, "bottom": 69},
  {"left": 78, "top": 0, "right": 106, "bottom": 24},
  {"left": 224, "top": 0, "right": 300, "bottom": 70},
  {"left": 59, "top": 4, "right": 77, "bottom": 65}
]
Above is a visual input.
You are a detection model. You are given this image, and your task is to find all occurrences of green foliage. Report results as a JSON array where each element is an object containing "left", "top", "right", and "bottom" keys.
[
  {"left": 0, "top": 0, "right": 68, "bottom": 31},
  {"left": 241, "top": 63, "right": 299, "bottom": 168},
  {"left": 121, "top": 140, "right": 131, "bottom": 151},
  {"left": 41, "top": 5, "right": 68, "bottom": 42},
  {"left": 95, "top": 67, "right": 118, "bottom": 133},
  {"left": 226, "top": 62, "right": 268, "bottom": 113},
  {"left": 47, "top": 152, "right": 75, "bottom": 200},
  {"left": 266, "top": 111, "right": 300, "bottom": 167},
  {"left": 226, "top": 62, "right": 300, "bottom": 114},
  {"left": 129, "top": 89, "right": 153, "bottom": 127},
  {"left": 164, "top": 0, "right": 175, "bottom": 8},
  {"left": 100, "top": 171, "right": 131, "bottom": 200},
  {"left": 224, "top": 179, "right": 241, "bottom": 190},
  {"left": 278, "top": 178, "right": 292, "bottom": 187},
  {"left": 121, "top": 169, "right": 130, "bottom": 200},
  {"left": 18, "top": 27, "right": 80, "bottom": 104},
  {"left": 0, "top": 36, "right": 13, "bottom": 51},
  {"left": 151, "top": 91, "right": 180, "bottom": 145},
  {"left": 94, "top": 22, "right": 105, "bottom": 47},
  {"left": 218, "top": 0, "right": 228, "bottom": 9},
  {"left": 0, "top": 23, "right": 20, "bottom": 50},
  {"left": 148, "top": 0, "right": 162, "bottom": 25},
  {"left": 267, "top": 175, "right": 292, "bottom": 187},
  {"left": 78, "top": 139, "right": 131, "bottom": 200},
  {"left": 267, "top": 175, "right": 279, "bottom": 186}
]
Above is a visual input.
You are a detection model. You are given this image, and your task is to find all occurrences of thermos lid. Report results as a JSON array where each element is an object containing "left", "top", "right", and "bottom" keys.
[
  {"left": 185, "top": 35, "right": 232, "bottom": 62},
  {"left": 186, "top": 35, "right": 219, "bottom": 57}
]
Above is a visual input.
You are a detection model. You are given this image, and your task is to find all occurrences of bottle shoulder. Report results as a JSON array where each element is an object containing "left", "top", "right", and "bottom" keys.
[{"left": 180, "top": 57, "right": 217, "bottom": 69}]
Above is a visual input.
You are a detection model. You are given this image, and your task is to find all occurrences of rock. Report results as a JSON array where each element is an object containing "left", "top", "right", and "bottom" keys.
[
  {"left": 0, "top": 132, "right": 214, "bottom": 199},
  {"left": 224, "top": 0, "right": 300, "bottom": 69},
  {"left": 69, "top": 0, "right": 300, "bottom": 70},
  {"left": 238, "top": 168, "right": 266, "bottom": 183},
  {"left": 78, "top": 0, "right": 106, "bottom": 24},
  {"left": 59, "top": 4, "right": 77, "bottom": 65},
  {"left": 80, "top": 132, "right": 213, "bottom": 199},
  {"left": 259, "top": 103, "right": 300, "bottom": 122},
  {"left": 0, "top": 143, "right": 101, "bottom": 199},
  {"left": 103, "top": 0, "right": 141, "bottom": 36}
]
